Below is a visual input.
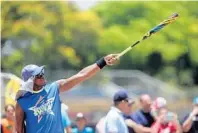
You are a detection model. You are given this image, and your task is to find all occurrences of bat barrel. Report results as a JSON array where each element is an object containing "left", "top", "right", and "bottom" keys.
[
  {"left": 118, "top": 13, "right": 179, "bottom": 58},
  {"left": 171, "top": 13, "right": 179, "bottom": 18}
]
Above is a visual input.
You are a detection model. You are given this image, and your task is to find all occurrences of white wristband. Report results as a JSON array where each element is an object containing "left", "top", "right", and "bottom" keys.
[{"left": 189, "top": 113, "right": 195, "bottom": 121}]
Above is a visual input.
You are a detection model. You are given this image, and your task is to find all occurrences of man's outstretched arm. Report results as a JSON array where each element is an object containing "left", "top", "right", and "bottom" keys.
[{"left": 57, "top": 54, "right": 118, "bottom": 92}]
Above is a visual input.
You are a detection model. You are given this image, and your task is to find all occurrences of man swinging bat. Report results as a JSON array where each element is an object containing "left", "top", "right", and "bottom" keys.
[
  {"left": 15, "top": 54, "right": 118, "bottom": 133},
  {"left": 15, "top": 12, "right": 178, "bottom": 133}
]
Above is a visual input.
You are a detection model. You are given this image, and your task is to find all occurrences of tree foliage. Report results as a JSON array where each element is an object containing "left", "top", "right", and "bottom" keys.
[{"left": 1, "top": 1, "right": 198, "bottom": 85}]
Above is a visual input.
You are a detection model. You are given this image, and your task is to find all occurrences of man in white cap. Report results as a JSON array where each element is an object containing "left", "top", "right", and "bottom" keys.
[{"left": 15, "top": 54, "right": 118, "bottom": 133}]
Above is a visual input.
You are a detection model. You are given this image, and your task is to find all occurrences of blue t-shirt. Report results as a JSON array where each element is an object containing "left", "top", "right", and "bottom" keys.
[
  {"left": 72, "top": 127, "right": 94, "bottom": 133},
  {"left": 132, "top": 110, "right": 154, "bottom": 127},
  {"left": 123, "top": 114, "right": 135, "bottom": 133},
  {"left": 17, "top": 82, "right": 64, "bottom": 133}
]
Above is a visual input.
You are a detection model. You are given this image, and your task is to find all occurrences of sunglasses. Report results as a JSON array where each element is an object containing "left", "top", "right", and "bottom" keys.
[
  {"left": 124, "top": 99, "right": 129, "bottom": 103},
  {"left": 124, "top": 99, "right": 134, "bottom": 106},
  {"left": 35, "top": 73, "right": 44, "bottom": 79}
]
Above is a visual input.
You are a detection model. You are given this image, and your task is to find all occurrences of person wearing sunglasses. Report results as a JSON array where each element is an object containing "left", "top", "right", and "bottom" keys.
[
  {"left": 104, "top": 90, "right": 132, "bottom": 133},
  {"left": 15, "top": 54, "right": 118, "bottom": 133}
]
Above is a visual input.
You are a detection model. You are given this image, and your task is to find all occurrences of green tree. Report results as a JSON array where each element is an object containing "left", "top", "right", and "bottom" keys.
[
  {"left": 94, "top": 1, "right": 198, "bottom": 66},
  {"left": 93, "top": 1, "right": 198, "bottom": 85},
  {"left": 1, "top": 1, "right": 102, "bottom": 76}
]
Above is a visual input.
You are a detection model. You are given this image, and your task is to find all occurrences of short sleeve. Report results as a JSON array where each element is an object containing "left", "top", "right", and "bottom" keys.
[{"left": 45, "top": 82, "right": 59, "bottom": 92}]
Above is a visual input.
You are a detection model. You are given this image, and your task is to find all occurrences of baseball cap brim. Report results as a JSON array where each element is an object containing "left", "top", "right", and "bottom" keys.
[
  {"left": 76, "top": 113, "right": 86, "bottom": 121},
  {"left": 32, "top": 65, "right": 45, "bottom": 76},
  {"left": 128, "top": 99, "right": 135, "bottom": 105}
]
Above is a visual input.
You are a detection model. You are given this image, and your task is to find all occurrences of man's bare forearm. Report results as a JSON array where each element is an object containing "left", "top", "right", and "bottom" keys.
[
  {"left": 77, "top": 63, "right": 100, "bottom": 80},
  {"left": 182, "top": 115, "right": 194, "bottom": 132},
  {"left": 132, "top": 124, "right": 151, "bottom": 133},
  {"left": 58, "top": 54, "right": 118, "bottom": 92},
  {"left": 58, "top": 64, "right": 100, "bottom": 92},
  {"left": 126, "top": 119, "right": 151, "bottom": 133}
]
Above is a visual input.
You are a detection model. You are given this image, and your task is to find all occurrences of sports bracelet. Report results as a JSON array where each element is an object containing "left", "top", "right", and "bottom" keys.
[{"left": 96, "top": 57, "right": 107, "bottom": 69}]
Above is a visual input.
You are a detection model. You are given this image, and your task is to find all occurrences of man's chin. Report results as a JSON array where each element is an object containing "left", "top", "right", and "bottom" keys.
[{"left": 41, "top": 82, "right": 46, "bottom": 87}]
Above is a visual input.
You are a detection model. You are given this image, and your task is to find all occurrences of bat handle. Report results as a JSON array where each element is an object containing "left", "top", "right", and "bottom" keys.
[
  {"left": 117, "top": 40, "right": 140, "bottom": 58},
  {"left": 117, "top": 47, "right": 132, "bottom": 58}
]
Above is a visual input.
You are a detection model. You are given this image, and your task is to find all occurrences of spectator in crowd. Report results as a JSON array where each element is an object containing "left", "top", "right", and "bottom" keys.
[
  {"left": 104, "top": 90, "right": 131, "bottom": 133},
  {"left": 61, "top": 103, "right": 72, "bottom": 133},
  {"left": 132, "top": 94, "right": 155, "bottom": 127},
  {"left": 72, "top": 112, "right": 94, "bottom": 133},
  {"left": 1, "top": 104, "right": 15, "bottom": 133},
  {"left": 151, "top": 97, "right": 167, "bottom": 119},
  {"left": 151, "top": 107, "right": 181, "bottom": 133},
  {"left": 182, "top": 96, "right": 198, "bottom": 133},
  {"left": 124, "top": 99, "right": 151, "bottom": 133}
]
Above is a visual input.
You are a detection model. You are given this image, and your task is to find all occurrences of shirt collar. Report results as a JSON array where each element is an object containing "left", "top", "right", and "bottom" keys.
[{"left": 111, "top": 106, "right": 122, "bottom": 114}]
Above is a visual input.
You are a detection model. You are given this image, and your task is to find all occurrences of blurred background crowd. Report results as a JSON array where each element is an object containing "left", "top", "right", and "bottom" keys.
[{"left": 1, "top": 1, "right": 198, "bottom": 133}]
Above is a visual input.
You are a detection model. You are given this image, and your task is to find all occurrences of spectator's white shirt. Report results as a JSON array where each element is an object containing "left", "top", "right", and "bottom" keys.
[{"left": 105, "top": 106, "right": 128, "bottom": 133}]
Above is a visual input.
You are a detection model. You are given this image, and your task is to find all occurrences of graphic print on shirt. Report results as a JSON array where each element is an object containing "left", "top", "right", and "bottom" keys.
[{"left": 28, "top": 95, "right": 55, "bottom": 123}]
